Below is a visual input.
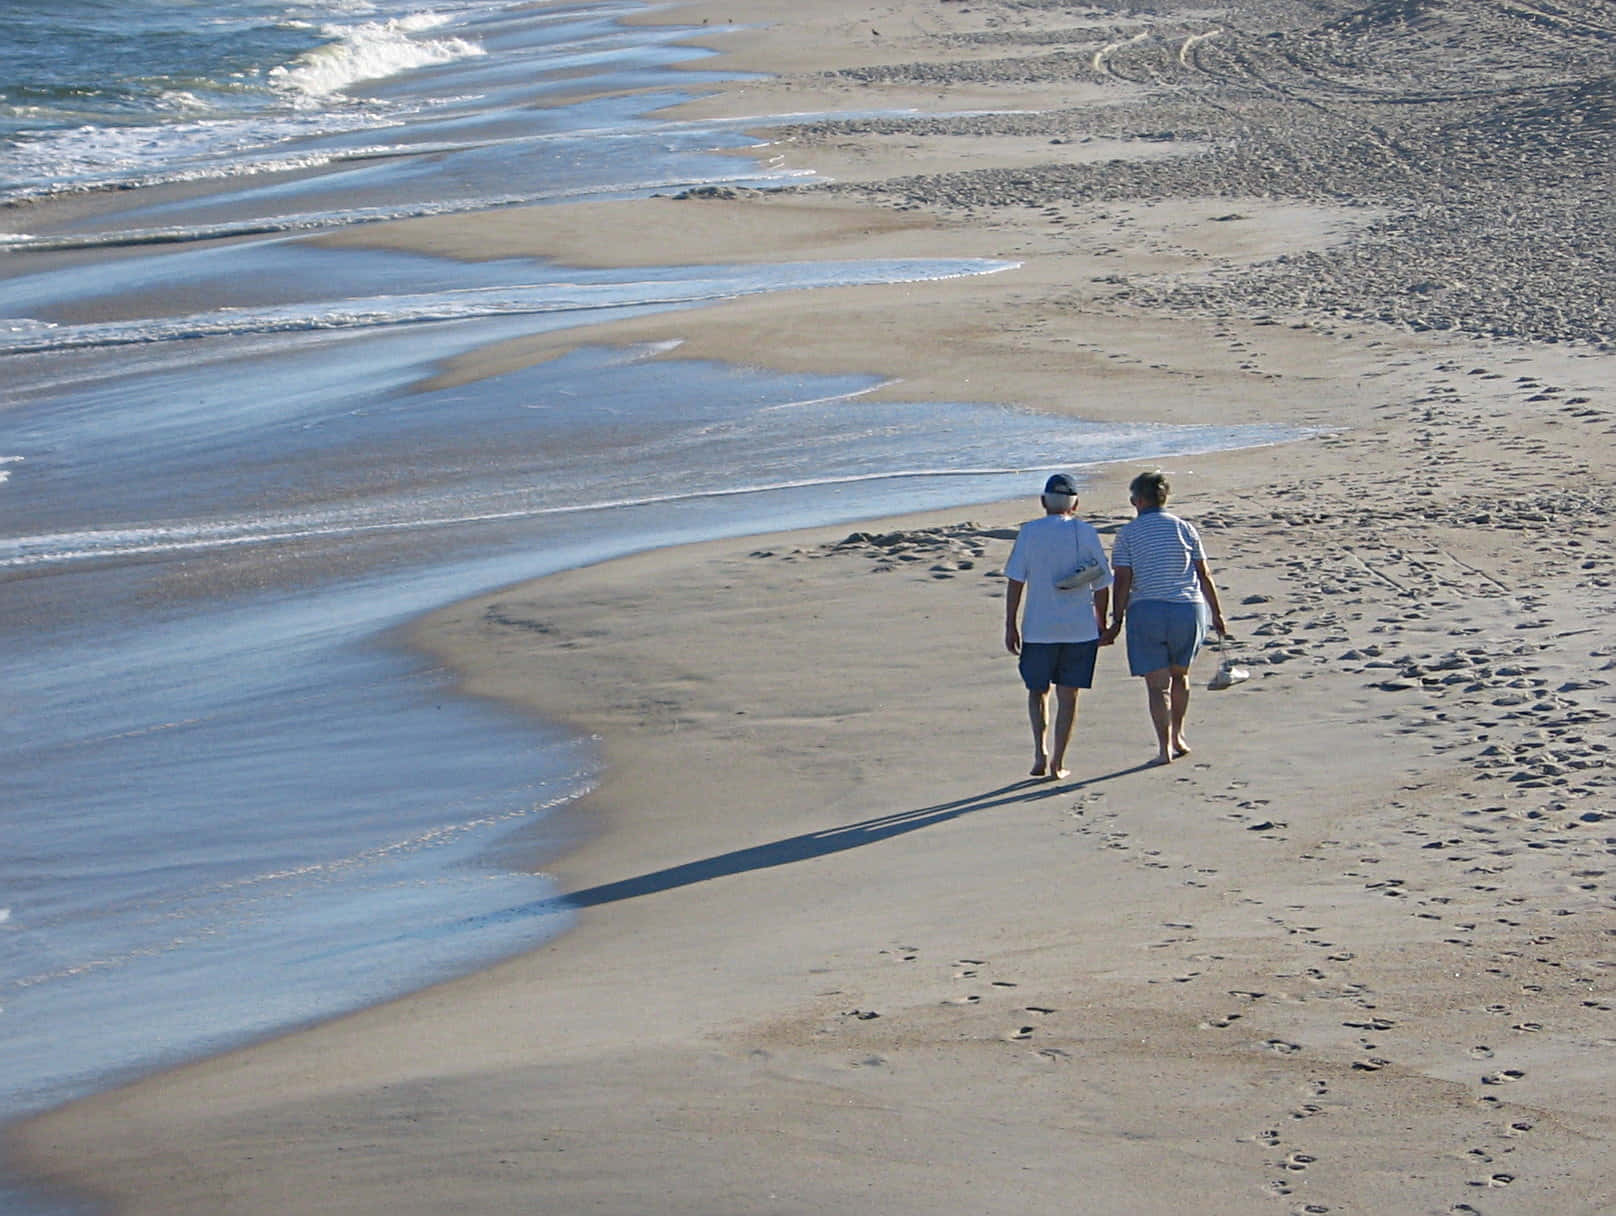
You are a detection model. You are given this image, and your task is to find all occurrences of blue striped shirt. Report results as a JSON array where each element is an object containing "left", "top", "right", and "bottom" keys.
[{"left": 1111, "top": 508, "right": 1205, "bottom": 603}]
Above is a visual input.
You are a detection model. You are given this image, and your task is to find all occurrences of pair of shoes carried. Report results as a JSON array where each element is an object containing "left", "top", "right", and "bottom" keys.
[
  {"left": 1055, "top": 557, "right": 1104, "bottom": 592},
  {"left": 1207, "top": 635, "right": 1249, "bottom": 689}
]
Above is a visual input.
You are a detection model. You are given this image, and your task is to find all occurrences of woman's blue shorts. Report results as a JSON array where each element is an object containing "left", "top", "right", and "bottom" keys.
[{"left": 1124, "top": 600, "right": 1206, "bottom": 676}]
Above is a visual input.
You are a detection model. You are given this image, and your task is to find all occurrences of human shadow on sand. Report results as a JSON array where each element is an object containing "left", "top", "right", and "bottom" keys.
[{"left": 554, "top": 763, "right": 1151, "bottom": 912}]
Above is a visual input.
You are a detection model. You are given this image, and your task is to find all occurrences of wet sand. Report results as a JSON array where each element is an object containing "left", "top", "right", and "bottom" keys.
[{"left": 11, "top": 0, "right": 1614, "bottom": 1211}]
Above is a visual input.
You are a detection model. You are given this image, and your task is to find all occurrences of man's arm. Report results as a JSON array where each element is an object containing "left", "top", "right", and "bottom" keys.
[
  {"left": 1091, "top": 586, "right": 1110, "bottom": 639},
  {"left": 1004, "top": 578, "right": 1025, "bottom": 655}
]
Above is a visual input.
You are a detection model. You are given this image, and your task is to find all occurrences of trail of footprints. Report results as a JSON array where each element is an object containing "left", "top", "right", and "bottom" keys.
[
  {"left": 945, "top": 958, "right": 1063, "bottom": 1049},
  {"left": 798, "top": 355, "right": 1608, "bottom": 1208},
  {"left": 828, "top": 947, "right": 1073, "bottom": 1063},
  {"left": 836, "top": 926, "right": 1559, "bottom": 1211},
  {"left": 1190, "top": 906, "right": 1559, "bottom": 1211},
  {"left": 1070, "top": 363, "right": 1606, "bottom": 1209}
]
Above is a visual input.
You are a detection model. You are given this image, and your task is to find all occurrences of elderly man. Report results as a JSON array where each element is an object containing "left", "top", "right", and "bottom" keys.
[{"left": 1004, "top": 473, "right": 1112, "bottom": 781}]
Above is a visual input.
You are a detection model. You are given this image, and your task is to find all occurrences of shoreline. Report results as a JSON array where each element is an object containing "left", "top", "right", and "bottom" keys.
[{"left": 10, "top": 0, "right": 1614, "bottom": 1211}]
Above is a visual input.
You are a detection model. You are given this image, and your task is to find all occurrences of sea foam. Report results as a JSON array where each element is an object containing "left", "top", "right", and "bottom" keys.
[
  {"left": 0, "top": 260, "right": 1016, "bottom": 354},
  {"left": 270, "top": 15, "right": 486, "bottom": 102}
]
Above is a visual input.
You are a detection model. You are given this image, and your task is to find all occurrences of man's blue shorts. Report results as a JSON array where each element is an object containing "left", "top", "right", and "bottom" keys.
[
  {"left": 1125, "top": 599, "right": 1206, "bottom": 676},
  {"left": 1019, "top": 640, "right": 1099, "bottom": 692}
]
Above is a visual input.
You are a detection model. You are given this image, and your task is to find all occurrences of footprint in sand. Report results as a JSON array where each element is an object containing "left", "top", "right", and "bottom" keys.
[
  {"left": 1481, "top": 1068, "right": 1525, "bottom": 1085},
  {"left": 1344, "top": 1016, "right": 1396, "bottom": 1031}
]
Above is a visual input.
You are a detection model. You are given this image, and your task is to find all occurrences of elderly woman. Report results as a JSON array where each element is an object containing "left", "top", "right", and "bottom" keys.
[{"left": 1100, "top": 471, "right": 1227, "bottom": 765}]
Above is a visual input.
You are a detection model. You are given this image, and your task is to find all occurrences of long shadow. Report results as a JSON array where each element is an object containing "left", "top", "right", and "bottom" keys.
[
  {"left": 553, "top": 760, "right": 1153, "bottom": 912},
  {"left": 294, "top": 764, "right": 1154, "bottom": 969}
]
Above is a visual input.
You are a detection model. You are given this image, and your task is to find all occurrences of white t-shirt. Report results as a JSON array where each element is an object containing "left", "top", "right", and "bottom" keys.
[{"left": 1005, "top": 514, "right": 1113, "bottom": 643}]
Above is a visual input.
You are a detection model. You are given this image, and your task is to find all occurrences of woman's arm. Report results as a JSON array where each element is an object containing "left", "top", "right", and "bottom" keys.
[
  {"left": 1100, "top": 566, "right": 1131, "bottom": 645},
  {"left": 1193, "top": 559, "right": 1227, "bottom": 637}
]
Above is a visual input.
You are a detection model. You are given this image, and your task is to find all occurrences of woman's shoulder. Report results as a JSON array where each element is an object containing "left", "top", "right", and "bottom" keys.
[{"left": 1144, "top": 509, "right": 1195, "bottom": 531}]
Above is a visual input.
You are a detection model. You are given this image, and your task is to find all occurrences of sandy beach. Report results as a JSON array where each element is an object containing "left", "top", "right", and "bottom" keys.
[{"left": 11, "top": 0, "right": 1614, "bottom": 1212}]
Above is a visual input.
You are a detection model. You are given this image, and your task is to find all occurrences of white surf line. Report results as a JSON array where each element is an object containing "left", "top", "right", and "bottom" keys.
[
  {"left": 0, "top": 108, "right": 971, "bottom": 210},
  {"left": 0, "top": 467, "right": 1049, "bottom": 571},
  {"left": 0, "top": 284, "right": 738, "bottom": 354},
  {"left": 0, "top": 143, "right": 445, "bottom": 209},
  {"left": 0, "top": 261, "right": 1014, "bottom": 354},
  {"left": 0, "top": 167, "right": 821, "bottom": 254},
  {"left": 755, "top": 382, "right": 891, "bottom": 412}
]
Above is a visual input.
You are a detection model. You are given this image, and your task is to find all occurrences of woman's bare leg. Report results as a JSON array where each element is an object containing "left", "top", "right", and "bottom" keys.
[
  {"left": 1169, "top": 668, "right": 1192, "bottom": 757},
  {"left": 1144, "top": 669, "right": 1173, "bottom": 764}
]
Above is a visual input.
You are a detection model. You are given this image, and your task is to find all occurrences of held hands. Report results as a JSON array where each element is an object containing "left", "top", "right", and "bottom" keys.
[{"left": 1099, "top": 623, "right": 1121, "bottom": 646}]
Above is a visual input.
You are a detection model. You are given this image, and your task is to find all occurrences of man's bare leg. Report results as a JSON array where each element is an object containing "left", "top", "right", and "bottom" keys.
[
  {"left": 1168, "top": 668, "right": 1192, "bottom": 757},
  {"left": 1027, "top": 688, "right": 1050, "bottom": 776},
  {"left": 1048, "top": 685, "right": 1079, "bottom": 779},
  {"left": 1144, "top": 669, "right": 1174, "bottom": 764}
]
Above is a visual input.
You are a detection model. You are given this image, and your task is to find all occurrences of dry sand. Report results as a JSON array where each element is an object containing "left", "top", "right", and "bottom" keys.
[{"left": 12, "top": 0, "right": 1614, "bottom": 1212}]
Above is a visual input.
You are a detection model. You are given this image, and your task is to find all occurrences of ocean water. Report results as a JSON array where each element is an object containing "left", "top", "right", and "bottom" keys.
[{"left": 1, "top": 4, "right": 1297, "bottom": 1211}]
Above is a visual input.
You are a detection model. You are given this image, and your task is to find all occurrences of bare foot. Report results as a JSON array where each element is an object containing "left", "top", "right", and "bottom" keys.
[
  {"left": 1171, "top": 741, "right": 1192, "bottom": 759},
  {"left": 1031, "top": 757, "right": 1049, "bottom": 777},
  {"left": 1148, "top": 753, "right": 1173, "bottom": 767},
  {"left": 1045, "top": 766, "right": 1070, "bottom": 782}
]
